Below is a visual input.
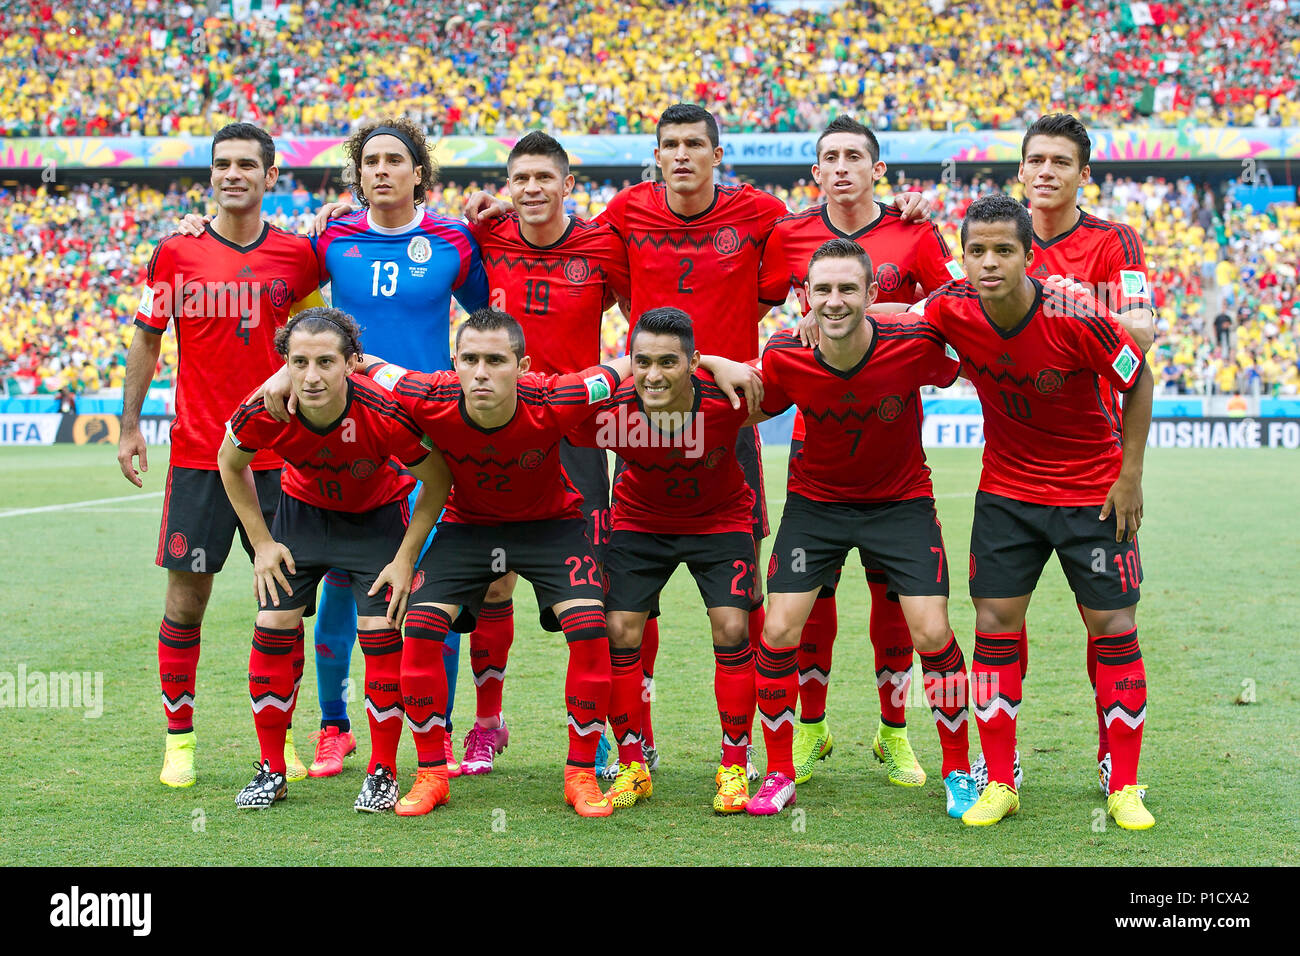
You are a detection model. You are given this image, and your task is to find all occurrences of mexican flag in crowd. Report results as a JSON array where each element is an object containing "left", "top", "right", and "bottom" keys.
[{"left": 1119, "top": 2, "right": 1168, "bottom": 29}]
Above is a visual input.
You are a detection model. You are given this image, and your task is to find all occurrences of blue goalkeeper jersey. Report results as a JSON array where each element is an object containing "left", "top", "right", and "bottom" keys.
[{"left": 314, "top": 207, "right": 490, "bottom": 372}]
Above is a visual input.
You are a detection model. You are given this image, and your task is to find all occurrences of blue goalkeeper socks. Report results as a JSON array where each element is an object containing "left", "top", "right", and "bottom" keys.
[{"left": 315, "top": 571, "right": 357, "bottom": 731}]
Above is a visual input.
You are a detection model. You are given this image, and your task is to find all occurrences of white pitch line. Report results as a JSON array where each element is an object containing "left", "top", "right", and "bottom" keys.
[{"left": 0, "top": 491, "right": 162, "bottom": 518}]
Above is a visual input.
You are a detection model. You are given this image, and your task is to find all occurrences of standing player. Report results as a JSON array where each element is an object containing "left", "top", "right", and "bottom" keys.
[
  {"left": 217, "top": 308, "right": 452, "bottom": 811},
  {"left": 972, "top": 113, "right": 1154, "bottom": 797},
  {"left": 358, "top": 309, "right": 629, "bottom": 817},
  {"left": 568, "top": 307, "right": 763, "bottom": 814},
  {"left": 760, "top": 115, "right": 964, "bottom": 789},
  {"left": 118, "top": 123, "right": 323, "bottom": 789},
  {"left": 743, "top": 239, "right": 976, "bottom": 817},
  {"left": 922, "top": 195, "right": 1153, "bottom": 828}
]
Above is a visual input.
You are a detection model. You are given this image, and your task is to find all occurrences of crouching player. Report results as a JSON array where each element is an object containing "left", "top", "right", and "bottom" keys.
[
  {"left": 569, "top": 307, "right": 765, "bottom": 814},
  {"left": 218, "top": 308, "right": 452, "bottom": 811},
  {"left": 744, "top": 238, "right": 976, "bottom": 817},
  {"left": 920, "top": 195, "right": 1154, "bottom": 829},
  {"left": 358, "top": 309, "right": 628, "bottom": 817}
]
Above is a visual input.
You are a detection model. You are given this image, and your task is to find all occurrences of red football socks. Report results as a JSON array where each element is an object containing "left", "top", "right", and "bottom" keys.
[
  {"left": 158, "top": 617, "right": 200, "bottom": 732},
  {"left": 971, "top": 630, "right": 1022, "bottom": 788},
  {"left": 796, "top": 594, "right": 836, "bottom": 722},
  {"left": 558, "top": 606, "right": 612, "bottom": 768},
  {"left": 715, "top": 642, "right": 756, "bottom": 768},
  {"left": 403, "top": 607, "right": 451, "bottom": 766},
  {"left": 918, "top": 633, "right": 971, "bottom": 779},
  {"left": 1093, "top": 629, "right": 1146, "bottom": 792},
  {"left": 358, "top": 627, "right": 403, "bottom": 773}
]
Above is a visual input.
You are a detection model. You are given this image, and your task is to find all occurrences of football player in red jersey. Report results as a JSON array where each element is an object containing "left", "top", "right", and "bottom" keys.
[
  {"left": 567, "top": 307, "right": 762, "bottom": 814},
  {"left": 740, "top": 239, "right": 975, "bottom": 817},
  {"left": 218, "top": 308, "right": 452, "bottom": 812},
  {"left": 966, "top": 113, "right": 1155, "bottom": 798},
  {"left": 760, "top": 116, "right": 965, "bottom": 789},
  {"left": 357, "top": 308, "right": 759, "bottom": 817},
  {"left": 921, "top": 194, "right": 1154, "bottom": 829},
  {"left": 118, "top": 123, "right": 324, "bottom": 790},
  {"left": 361, "top": 309, "right": 629, "bottom": 817}
]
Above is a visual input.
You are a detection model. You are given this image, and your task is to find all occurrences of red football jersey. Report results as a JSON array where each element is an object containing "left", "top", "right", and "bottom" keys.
[
  {"left": 471, "top": 213, "right": 631, "bottom": 375},
  {"left": 570, "top": 370, "right": 754, "bottom": 534},
  {"left": 761, "top": 202, "right": 962, "bottom": 312},
  {"left": 597, "top": 181, "right": 788, "bottom": 361},
  {"left": 1030, "top": 210, "right": 1151, "bottom": 316},
  {"left": 759, "top": 318, "right": 959, "bottom": 503},
  {"left": 922, "top": 278, "right": 1147, "bottom": 506},
  {"left": 134, "top": 223, "right": 321, "bottom": 470},
  {"left": 226, "top": 376, "right": 426, "bottom": 512},
  {"left": 376, "top": 363, "right": 620, "bottom": 524}
]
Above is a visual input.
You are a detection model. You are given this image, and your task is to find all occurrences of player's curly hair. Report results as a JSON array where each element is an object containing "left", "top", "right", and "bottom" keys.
[
  {"left": 275, "top": 307, "right": 364, "bottom": 360},
  {"left": 342, "top": 118, "right": 437, "bottom": 208}
]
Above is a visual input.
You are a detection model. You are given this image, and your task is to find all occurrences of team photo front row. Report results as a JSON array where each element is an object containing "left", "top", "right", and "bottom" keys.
[{"left": 169, "top": 212, "right": 1151, "bottom": 828}]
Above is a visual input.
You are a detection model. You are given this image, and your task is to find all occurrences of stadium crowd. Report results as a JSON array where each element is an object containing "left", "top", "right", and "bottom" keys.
[
  {"left": 2, "top": 172, "right": 1296, "bottom": 400},
  {"left": 1, "top": 0, "right": 1298, "bottom": 138}
]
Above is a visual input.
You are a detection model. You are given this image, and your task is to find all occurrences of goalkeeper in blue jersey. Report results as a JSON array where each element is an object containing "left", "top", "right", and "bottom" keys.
[{"left": 179, "top": 118, "right": 489, "bottom": 779}]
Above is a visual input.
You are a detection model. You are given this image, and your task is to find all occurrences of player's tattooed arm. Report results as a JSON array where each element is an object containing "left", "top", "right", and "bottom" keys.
[
  {"left": 697, "top": 355, "right": 765, "bottom": 415},
  {"left": 463, "top": 190, "right": 510, "bottom": 225},
  {"left": 371, "top": 449, "right": 454, "bottom": 628},
  {"left": 217, "top": 435, "right": 296, "bottom": 607},
  {"left": 117, "top": 327, "right": 163, "bottom": 486},
  {"left": 1101, "top": 362, "right": 1153, "bottom": 543}
]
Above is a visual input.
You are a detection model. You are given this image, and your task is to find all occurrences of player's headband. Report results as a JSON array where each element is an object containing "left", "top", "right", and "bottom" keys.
[
  {"left": 287, "top": 310, "right": 357, "bottom": 347},
  {"left": 361, "top": 126, "right": 422, "bottom": 165}
]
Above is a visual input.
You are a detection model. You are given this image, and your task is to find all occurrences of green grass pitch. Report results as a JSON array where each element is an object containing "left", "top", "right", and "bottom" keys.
[{"left": 1, "top": 444, "right": 1295, "bottom": 865}]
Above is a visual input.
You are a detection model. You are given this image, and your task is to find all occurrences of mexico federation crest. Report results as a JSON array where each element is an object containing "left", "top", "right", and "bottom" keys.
[
  {"left": 875, "top": 263, "right": 902, "bottom": 294},
  {"left": 564, "top": 256, "right": 590, "bottom": 284},
  {"left": 168, "top": 532, "right": 189, "bottom": 560},
  {"left": 712, "top": 225, "right": 741, "bottom": 255},
  {"left": 519, "top": 449, "right": 545, "bottom": 471},
  {"left": 1035, "top": 369, "right": 1064, "bottom": 395},
  {"left": 268, "top": 278, "right": 290, "bottom": 309},
  {"left": 877, "top": 395, "right": 904, "bottom": 423},
  {"left": 350, "top": 459, "right": 377, "bottom": 480},
  {"left": 407, "top": 236, "right": 432, "bottom": 263}
]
